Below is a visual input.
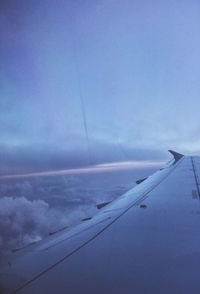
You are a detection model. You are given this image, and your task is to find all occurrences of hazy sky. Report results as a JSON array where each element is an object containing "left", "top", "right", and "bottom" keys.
[{"left": 1, "top": 0, "right": 200, "bottom": 174}]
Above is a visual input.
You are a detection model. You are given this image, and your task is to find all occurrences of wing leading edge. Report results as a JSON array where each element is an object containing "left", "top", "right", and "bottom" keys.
[{"left": 1, "top": 151, "right": 200, "bottom": 294}]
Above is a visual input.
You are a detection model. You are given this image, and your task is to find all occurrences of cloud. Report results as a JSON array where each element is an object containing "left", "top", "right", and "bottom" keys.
[
  {"left": 0, "top": 194, "right": 100, "bottom": 255},
  {"left": 0, "top": 176, "right": 86, "bottom": 254},
  {"left": 0, "top": 141, "right": 166, "bottom": 176},
  {"left": 0, "top": 173, "right": 138, "bottom": 255},
  {"left": 0, "top": 196, "right": 66, "bottom": 253},
  {"left": 0, "top": 161, "right": 157, "bottom": 256},
  {"left": 0, "top": 160, "right": 164, "bottom": 180}
]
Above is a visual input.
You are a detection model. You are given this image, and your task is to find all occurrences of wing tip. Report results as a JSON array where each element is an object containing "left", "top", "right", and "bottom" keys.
[{"left": 168, "top": 150, "right": 184, "bottom": 162}]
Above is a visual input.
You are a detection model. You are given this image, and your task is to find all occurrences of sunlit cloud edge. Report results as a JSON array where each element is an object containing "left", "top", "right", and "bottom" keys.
[{"left": 0, "top": 160, "right": 165, "bottom": 179}]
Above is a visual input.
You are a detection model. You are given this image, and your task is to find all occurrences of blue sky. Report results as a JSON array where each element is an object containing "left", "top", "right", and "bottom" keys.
[{"left": 1, "top": 0, "right": 200, "bottom": 174}]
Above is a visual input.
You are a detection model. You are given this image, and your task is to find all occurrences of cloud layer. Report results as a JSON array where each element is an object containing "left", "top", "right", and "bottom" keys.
[
  {"left": 0, "top": 196, "right": 69, "bottom": 253},
  {"left": 1, "top": 170, "right": 150, "bottom": 255}
]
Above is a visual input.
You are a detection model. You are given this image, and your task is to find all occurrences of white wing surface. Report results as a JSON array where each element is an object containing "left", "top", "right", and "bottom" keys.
[{"left": 1, "top": 151, "right": 200, "bottom": 294}]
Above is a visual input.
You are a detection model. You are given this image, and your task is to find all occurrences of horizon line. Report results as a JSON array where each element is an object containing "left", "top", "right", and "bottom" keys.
[{"left": 0, "top": 160, "right": 165, "bottom": 180}]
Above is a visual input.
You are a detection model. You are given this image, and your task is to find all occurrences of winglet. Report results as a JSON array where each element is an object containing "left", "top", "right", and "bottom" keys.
[{"left": 168, "top": 150, "right": 184, "bottom": 162}]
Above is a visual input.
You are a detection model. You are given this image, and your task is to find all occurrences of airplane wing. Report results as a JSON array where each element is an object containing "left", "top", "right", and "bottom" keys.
[{"left": 1, "top": 150, "right": 200, "bottom": 294}]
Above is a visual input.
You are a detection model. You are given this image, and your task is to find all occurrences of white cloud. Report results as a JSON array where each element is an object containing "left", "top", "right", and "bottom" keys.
[
  {"left": 0, "top": 173, "right": 136, "bottom": 254},
  {"left": 0, "top": 196, "right": 69, "bottom": 253}
]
